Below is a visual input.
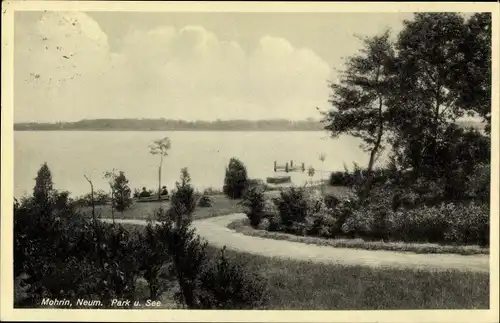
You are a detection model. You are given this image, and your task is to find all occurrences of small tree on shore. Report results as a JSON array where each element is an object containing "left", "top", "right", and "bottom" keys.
[
  {"left": 169, "top": 168, "right": 197, "bottom": 227},
  {"left": 223, "top": 158, "right": 248, "bottom": 199},
  {"left": 149, "top": 137, "right": 171, "bottom": 200},
  {"left": 105, "top": 170, "right": 132, "bottom": 213}
]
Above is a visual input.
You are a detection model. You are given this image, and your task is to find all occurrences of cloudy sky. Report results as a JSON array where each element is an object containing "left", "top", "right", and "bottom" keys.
[{"left": 14, "top": 11, "right": 415, "bottom": 122}]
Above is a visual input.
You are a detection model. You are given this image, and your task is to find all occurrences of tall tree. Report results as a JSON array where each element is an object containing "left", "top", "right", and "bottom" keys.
[
  {"left": 391, "top": 13, "right": 472, "bottom": 176},
  {"left": 452, "top": 12, "right": 492, "bottom": 133},
  {"left": 388, "top": 13, "right": 492, "bottom": 178},
  {"left": 149, "top": 137, "right": 171, "bottom": 200},
  {"left": 321, "top": 31, "right": 396, "bottom": 197}
]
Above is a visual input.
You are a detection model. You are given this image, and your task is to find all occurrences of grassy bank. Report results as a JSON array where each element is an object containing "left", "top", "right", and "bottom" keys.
[
  {"left": 121, "top": 223, "right": 489, "bottom": 309},
  {"left": 82, "top": 194, "right": 244, "bottom": 221},
  {"left": 227, "top": 218, "right": 489, "bottom": 255}
]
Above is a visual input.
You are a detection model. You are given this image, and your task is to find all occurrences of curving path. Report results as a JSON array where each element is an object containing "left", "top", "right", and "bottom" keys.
[{"left": 104, "top": 214, "right": 489, "bottom": 273}]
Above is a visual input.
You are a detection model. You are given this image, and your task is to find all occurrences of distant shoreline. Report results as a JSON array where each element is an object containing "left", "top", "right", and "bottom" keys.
[{"left": 13, "top": 118, "right": 486, "bottom": 132}]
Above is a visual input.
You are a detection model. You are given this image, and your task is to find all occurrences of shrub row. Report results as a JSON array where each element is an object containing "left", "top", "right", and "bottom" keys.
[
  {"left": 342, "top": 201, "right": 489, "bottom": 246},
  {"left": 241, "top": 185, "right": 489, "bottom": 247}
]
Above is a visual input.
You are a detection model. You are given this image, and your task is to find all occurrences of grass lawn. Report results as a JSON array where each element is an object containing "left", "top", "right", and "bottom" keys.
[
  {"left": 227, "top": 218, "right": 489, "bottom": 255},
  {"left": 81, "top": 194, "right": 244, "bottom": 221},
  {"left": 215, "top": 247, "right": 489, "bottom": 310},
  {"left": 121, "top": 224, "right": 489, "bottom": 310}
]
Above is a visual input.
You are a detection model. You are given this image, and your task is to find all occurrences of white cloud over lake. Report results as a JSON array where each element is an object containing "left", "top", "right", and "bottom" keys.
[{"left": 15, "top": 11, "right": 333, "bottom": 122}]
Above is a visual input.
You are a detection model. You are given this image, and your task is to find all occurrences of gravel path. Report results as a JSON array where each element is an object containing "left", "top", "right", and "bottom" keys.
[{"left": 105, "top": 214, "right": 489, "bottom": 273}]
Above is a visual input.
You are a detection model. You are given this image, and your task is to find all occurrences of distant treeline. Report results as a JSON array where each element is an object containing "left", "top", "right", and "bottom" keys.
[
  {"left": 14, "top": 118, "right": 325, "bottom": 131},
  {"left": 14, "top": 118, "right": 487, "bottom": 131}
]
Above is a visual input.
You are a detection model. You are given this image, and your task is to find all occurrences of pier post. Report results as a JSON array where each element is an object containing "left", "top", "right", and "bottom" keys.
[
  {"left": 302, "top": 163, "right": 305, "bottom": 172},
  {"left": 290, "top": 160, "right": 293, "bottom": 167},
  {"left": 285, "top": 162, "right": 289, "bottom": 173},
  {"left": 274, "top": 161, "right": 277, "bottom": 172}
]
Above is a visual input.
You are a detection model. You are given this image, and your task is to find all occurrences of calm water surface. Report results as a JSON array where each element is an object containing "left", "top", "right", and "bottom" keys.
[{"left": 14, "top": 131, "right": 383, "bottom": 198}]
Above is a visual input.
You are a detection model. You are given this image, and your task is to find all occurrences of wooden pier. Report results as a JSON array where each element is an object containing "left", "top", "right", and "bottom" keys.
[{"left": 274, "top": 160, "right": 305, "bottom": 173}]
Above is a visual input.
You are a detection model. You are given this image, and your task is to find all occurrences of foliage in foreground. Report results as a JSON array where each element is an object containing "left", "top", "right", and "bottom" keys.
[
  {"left": 240, "top": 186, "right": 267, "bottom": 228},
  {"left": 14, "top": 164, "right": 267, "bottom": 309},
  {"left": 214, "top": 246, "right": 489, "bottom": 309},
  {"left": 262, "top": 183, "right": 489, "bottom": 246}
]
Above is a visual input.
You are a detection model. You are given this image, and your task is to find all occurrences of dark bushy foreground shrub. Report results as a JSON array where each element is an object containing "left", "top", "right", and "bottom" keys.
[
  {"left": 273, "top": 187, "right": 309, "bottom": 231},
  {"left": 15, "top": 164, "right": 267, "bottom": 309},
  {"left": 240, "top": 187, "right": 266, "bottom": 228},
  {"left": 14, "top": 195, "right": 140, "bottom": 307},
  {"left": 197, "top": 247, "right": 268, "bottom": 309},
  {"left": 223, "top": 158, "right": 248, "bottom": 199}
]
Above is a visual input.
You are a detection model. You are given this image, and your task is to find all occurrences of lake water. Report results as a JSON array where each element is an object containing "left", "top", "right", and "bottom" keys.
[{"left": 14, "top": 131, "right": 383, "bottom": 198}]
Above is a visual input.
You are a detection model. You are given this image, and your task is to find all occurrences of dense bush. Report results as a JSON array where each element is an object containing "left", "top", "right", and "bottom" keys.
[
  {"left": 245, "top": 178, "right": 265, "bottom": 191},
  {"left": 270, "top": 187, "right": 345, "bottom": 237},
  {"left": 15, "top": 163, "right": 268, "bottom": 309},
  {"left": 323, "top": 194, "right": 341, "bottom": 209},
  {"left": 307, "top": 205, "right": 337, "bottom": 238},
  {"left": 258, "top": 175, "right": 490, "bottom": 248},
  {"left": 223, "top": 158, "right": 248, "bottom": 199},
  {"left": 14, "top": 192, "right": 140, "bottom": 308},
  {"left": 198, "top": 192, "right": 213, "bottom": 208},
  {"left": 341, "top": 201, "right": 489, "bottom": 246},
  {"left": 240, "top": 186, "right": 266, "bottom": 228},
  {"left": 329, "top": 171, "right": 350, "bottom": 186},
  {"left": 466, "top": 163, "right": 490, "bottom": 203},
  {"left": 329, "top": 167, "right": 391, "bottom": 188},
  {"left": 273, "top": 187, "right": 309, "bottom": 231},
  {"left": 197, "top": 247, "right": 268, "bottom": 309},
  {"left": 330, "top": 194, "right": 362, "bottom": 236}
]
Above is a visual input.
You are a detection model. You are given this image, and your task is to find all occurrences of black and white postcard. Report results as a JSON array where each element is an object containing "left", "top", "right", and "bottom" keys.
[{"left": 1, "top": 1, "right": 499, "bottom": 322}]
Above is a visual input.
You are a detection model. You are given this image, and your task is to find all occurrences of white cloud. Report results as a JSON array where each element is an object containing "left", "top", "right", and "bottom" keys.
[{"left": 15, "top": 12, "right": 332, "bottom": 122}]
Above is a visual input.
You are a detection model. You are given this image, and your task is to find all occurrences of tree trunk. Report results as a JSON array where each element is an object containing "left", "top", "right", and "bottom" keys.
[
  {"left": 84, "top": 175, "right": 96, "bottom": 224},
  {"left": 158, "top": 166, "right": 161, "bottom": 200},
  {"left": 362, "top": 96, "right": 384, "bottom": 199},
  {"left": 109, "top": 186, "right": 115, "bottom": 225},
  {"left": 84, "top": 174, "right": 103, "bottom": 269},
  {"left": 158, "top": 155, "right": 163, "bottom": 201}
]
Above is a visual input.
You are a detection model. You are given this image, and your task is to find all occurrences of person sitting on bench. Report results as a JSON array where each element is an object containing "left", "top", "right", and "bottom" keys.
[{"left": 139, "top": 187, "right": 151, "bottom": 198}]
